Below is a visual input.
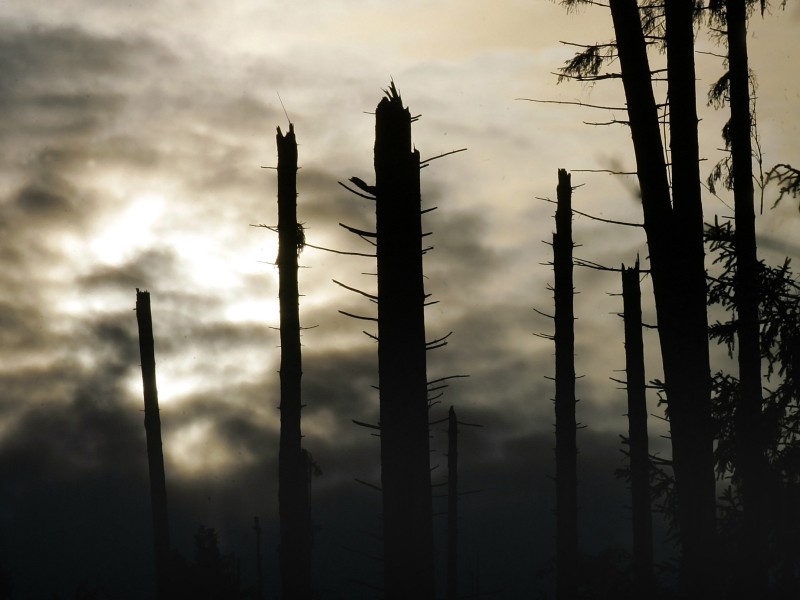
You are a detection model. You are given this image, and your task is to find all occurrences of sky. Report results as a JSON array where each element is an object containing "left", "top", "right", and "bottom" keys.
[{"left": 0, "top": 1, "right": 798, "bottom": 597}]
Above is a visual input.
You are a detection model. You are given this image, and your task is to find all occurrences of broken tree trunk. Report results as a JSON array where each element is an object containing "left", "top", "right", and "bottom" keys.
[
  {"left": 447, "top": 405, "right": 458, "bottom": 600},
  {"left": 276, "top": 123, "right": 313, "bottom": 600},
  {"left": 374, "top": 83, "right": 436, "bottom": 600},
  {"left": 621, "top": 261, "right": 654, "bottom": 597},
  {"left": 553, "top": 168, "right": 578, "bottom": 600},
  {"left": 135, "top": 289, "right": 171, "bottom": 600}
]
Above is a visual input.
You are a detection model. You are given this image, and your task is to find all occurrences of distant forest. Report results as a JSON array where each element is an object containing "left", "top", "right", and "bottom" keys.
[{"left": 3, "top": 1, "right": 800, "bottom": 600}]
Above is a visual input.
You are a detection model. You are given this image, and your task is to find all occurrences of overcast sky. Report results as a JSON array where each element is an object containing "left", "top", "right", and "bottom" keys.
[{"left": 0, "top": 1, "right": 798, "bottom": 598}]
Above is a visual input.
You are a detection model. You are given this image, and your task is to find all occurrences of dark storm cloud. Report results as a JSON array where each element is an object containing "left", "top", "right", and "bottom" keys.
[
  {"left": 9, "top": 173, "right": 98, "bottom": 232},
  {"left": 0, "top": 25, "right": 168, "bottom": 148},
  {"left": 0, "top": 301, "right": 47, "bottom": 353},
  {"left": 0, "top": 25, "right": 159, "bottom": 84},
  {"left": 0, "top": 170, "right": 99, "bottom": 274}
]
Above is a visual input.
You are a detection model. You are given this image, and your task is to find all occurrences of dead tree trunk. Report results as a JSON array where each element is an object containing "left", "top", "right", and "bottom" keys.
[
  {"left": 621, "top": 261, "right": 654, "bottom": 597},
  {"left": 447, "top": 405, "right": 458, "bottom": 600},
  {"left": 553, "top": 168, "right": 578, "bottom": 600},
  {"left": 276, "top": 123, "right": 313, "bottom": 600},
  {"left": 374, "top": 83, "right": 436, "bottom": 600},
  {"left": 254, "top": 517, "right": 264, "bottom": 600},
  {"left": 609, "top": 1, "right": 717, "bottom": 593},
  {"left": 135, "top": 289, "right": 171, "bottom": 600},
  {"left": 725, "top": 0, "right": 768, "bottom": 595}
]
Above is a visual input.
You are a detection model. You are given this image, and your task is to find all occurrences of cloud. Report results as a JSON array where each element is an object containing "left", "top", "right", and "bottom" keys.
[{"left": 0, "top": 3, "right": 796, "bottom": 598}]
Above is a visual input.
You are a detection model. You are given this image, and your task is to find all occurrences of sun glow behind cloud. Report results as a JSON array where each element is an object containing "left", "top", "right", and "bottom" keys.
[
  {"left": 167, "top": 419, "right": 241, "bottom": 476},
  {"left": 89, "top": 192, "right": 166, "bottom": 265}
]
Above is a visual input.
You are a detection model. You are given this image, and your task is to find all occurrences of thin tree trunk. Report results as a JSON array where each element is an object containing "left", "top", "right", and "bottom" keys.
[
  {"left": 609, "top": 0, "right": 717, "bottom": 594},
  {"left": 254, "top": 516, "right": 264, "bottom": 600},
  {"left": 553, "top": 168, "right": 578, "bottom": 600},
  {"left": 621, "top": 261, "right": 654, "bottom": 596},
  {"left": 663, "top": 4, "right": 719, "bottom": 591},
  {"left": 276, "top": 123, "right": 313, "bottom": 600},
  {"left": 726, "top": 0, "right": 768, "bottom": 595},
  {"left": 447, "top": 406, "right": 458, "bottom": 600},
  {"left": 135, "top": 289, "right": 171, "bottom": 600},
  {"left": 374, "top": 84, "right": 436, "bottom": 600}
]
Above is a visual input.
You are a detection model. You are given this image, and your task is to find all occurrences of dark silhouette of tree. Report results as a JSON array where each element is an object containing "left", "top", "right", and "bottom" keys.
[
  {"left": 173, "top": 526, "right": 241, "bottom": 600},
  {"left": 706, "top": 218, "right": 800, "bottom": 597},
  {"left": 373, "top": 82, "right": 436, "bottom": 600},
  {"left": 552, "top": 168, "right": 578, "bottom": 600},
  {"left": 620, "top": 260, "right": 654, "bottom": 597},
  {"left": 706, "top": 1, "right": 770, "bottom": 595},
  {"left": 447, "top": 405, "right": 458, "bottom": 600},
  {"left": 253, "top": 517, "right": 263, "bottom": 600},
  {"left": 275, "top": 123, "right": 313, "bottom": 600},
  {"left": 766, "top": 163, "right": 800, "bottom": 209},
  {"left": 559, "top": 0, "right": 718, "bottom": 592},
  {"left": 135, "top": 289, "right": 172, "bottom": 600}
]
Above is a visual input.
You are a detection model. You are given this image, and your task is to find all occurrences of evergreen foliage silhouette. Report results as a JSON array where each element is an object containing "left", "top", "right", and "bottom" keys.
[
  {"left": 706, "top": 218, "right": 800, "bottom": 596},
  {"left": 172, "top": 526, "right": 241, "bottom": 600}
]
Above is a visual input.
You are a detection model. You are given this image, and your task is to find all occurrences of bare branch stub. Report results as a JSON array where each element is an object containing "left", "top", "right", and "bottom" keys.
[
  {"left": 339, "top": 180, "right": 377, "bottom": 200},
  {"left": 340, "top": 222, "right": 377, "bottom": 237},
  {"left": 304, "top": 243, "right": 376, "bottom": 258},
  {"left": 339, "top": 310, "right": 378, "bottom": 322},
  {"left": 517, "top": 97, "right": 628, "bottom": 111},
  {"left": 333, "top": 279, "right": 379, "bottom": 301},
  {"left": 419, "top": 147, "right": 467, "bottom": 167}
]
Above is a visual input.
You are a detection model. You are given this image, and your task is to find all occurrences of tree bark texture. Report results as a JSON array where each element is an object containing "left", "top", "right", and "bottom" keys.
[
  {"left": 621, "top": 261, "right": 654, "bottom": 597},
  {"left": 276, "top": 124, "right": 313, "bottom": 600},
  {"left": 374, "top": 85, "right": 436, "bottom": 600},
  {"left": 609, "top": 1, "right": 717, "bottom": 594},
  {"left": 725, "top": 0, "right": 769, "bottom": 595},
  {"left": 553, "top": 168, "right": 578, "bottom": 600},
  {"left": 135, "top": 289, "right": 172, "bottom": 600}
]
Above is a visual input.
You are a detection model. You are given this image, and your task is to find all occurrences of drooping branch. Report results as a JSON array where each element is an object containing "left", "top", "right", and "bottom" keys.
[{"left": 767, "top": 163, "right": 800, "bottom": 209}]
